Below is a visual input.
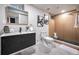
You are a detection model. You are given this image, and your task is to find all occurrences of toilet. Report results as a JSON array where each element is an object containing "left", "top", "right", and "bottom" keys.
[{"left": 40, "top": 32, "right": 55, "bottom": 48}]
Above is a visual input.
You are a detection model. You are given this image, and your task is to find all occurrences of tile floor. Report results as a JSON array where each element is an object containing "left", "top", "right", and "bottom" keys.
[{"left": 15, "top": 41, "right": 79, "bottom": 55}]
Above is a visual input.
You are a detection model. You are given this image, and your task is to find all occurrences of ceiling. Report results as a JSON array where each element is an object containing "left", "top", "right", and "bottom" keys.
[{"left": 32, "top": 4, "right": 79, "bottom": 16}]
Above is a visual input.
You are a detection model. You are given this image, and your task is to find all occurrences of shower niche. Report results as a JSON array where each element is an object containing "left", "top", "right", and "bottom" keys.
[{"left": 5, "top": 6, "right": 28, "bottom": 25}]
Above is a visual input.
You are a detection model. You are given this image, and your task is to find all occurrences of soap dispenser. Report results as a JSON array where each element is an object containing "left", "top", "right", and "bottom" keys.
[{"left": 19, "top": 27, "right": 22, "bottom": 32}]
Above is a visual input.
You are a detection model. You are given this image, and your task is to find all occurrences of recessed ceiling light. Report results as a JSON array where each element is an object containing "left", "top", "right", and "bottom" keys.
[{"left": 61, "top": 10, "right": 66, "bottom": 13}]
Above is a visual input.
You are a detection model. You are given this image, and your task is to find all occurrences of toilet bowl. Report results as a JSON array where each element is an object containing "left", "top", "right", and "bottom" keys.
[{"left": 41, "top": 36, "right": 55, "bottom": 48}]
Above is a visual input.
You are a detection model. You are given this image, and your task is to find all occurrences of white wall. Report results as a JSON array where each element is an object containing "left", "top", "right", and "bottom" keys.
[{"left": 24, "top": 5, "right": 50, "bottom": 43}]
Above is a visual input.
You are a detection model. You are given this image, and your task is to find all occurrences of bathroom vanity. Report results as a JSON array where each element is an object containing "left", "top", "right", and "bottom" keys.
[{"left": 0, "top": 32, "right": 36, "bottom": 55}]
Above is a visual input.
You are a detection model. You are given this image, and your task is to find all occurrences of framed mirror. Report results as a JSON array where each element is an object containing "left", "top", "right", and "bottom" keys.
[{"left": 5, "top": 6, "right": 28, "bottom": 25}]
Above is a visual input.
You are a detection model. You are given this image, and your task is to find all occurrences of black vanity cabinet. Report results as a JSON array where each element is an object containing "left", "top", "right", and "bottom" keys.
[{"left": 1, "top": 33, "right": 36, "bottom": 55}]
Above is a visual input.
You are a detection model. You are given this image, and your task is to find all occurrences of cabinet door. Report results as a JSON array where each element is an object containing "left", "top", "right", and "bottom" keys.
[{"left": 1, "top": 33, "right": 35, "bottom": 55}]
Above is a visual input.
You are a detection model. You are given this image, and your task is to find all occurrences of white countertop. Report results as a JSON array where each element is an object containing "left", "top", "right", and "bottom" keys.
[{"left": 0, "top": 31, "right": 35, "bottom": 37}]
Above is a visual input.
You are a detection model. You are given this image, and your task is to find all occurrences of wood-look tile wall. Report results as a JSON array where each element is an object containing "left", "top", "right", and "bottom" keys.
[
  {"left": 75, "top": 28, "right": 79, "bottom": 42},
  {"left": 48, "top": 19, "right": 55, "bottom": 36},
  {"left": 49, "top": 13, "right": 79, "bottom": 43}
]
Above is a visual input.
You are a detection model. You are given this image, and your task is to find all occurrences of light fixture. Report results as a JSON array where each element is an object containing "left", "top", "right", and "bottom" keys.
[
  {"left": 61, "top": 13, "right": 69, "bottom": 17},
  {"left": 60, "top": 10, "right": 70, "bottom": 17},
  {"left": 61, "top": 10, "right": 66, "bottom": 13}
]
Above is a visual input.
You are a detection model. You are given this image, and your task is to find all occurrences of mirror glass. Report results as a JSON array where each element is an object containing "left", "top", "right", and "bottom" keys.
[{"left": 6, "top": 6, "right": 28, "bottom": 25}]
